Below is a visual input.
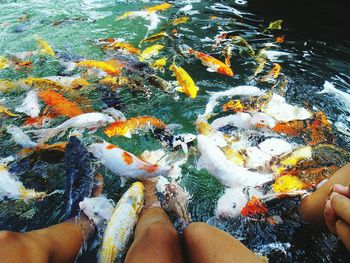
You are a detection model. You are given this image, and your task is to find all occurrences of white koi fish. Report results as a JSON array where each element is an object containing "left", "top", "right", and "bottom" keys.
[
  {"left": 197, "top": 135, "right": 272, "bottom": 188},
  {"left": 88, "top": 142, "right": 172, "bottom": 181},
  {"left": 15, "top": 90, "right": 40, "bottom": 118},
  {"left": 318, "top": 81, "right": 350, "bottom": 112},
  {"left": 27, "top": 113, "right": 115, "bottom": 144},
  {"left": 98, "top": 182, "right": 144, "bottom": 263},
  {"left": 6, "top": 125, "right": 37, "bottom": 148}
]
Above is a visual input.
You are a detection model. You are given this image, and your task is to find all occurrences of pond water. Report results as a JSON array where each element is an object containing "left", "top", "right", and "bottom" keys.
[{"left": 0, "top": 0, "right": 350, "bottom": 262}]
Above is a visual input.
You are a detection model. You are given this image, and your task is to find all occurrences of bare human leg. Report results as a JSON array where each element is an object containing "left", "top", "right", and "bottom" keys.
[
  {"left": 183, "top": 222, "right": 262, "bottom": 263},
  {"left": 125, "top": 180, "right": 184, "bottom": 263}
]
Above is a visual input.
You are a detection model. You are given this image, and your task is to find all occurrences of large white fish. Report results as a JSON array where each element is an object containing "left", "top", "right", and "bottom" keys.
[
  {"left": 197, "top": 135, "right": 272, "bottom": 188},
  {"left": 0, "top": 168, "right": 47, "bottom": 201},
  {"left": 6, "top": 125, "right": 37, "bottom": 148},
  {"left": 98, "top": 182, "right": 144, "bottom": 263},
  {"left": 318, "top": 81, "right": 350, "bottom": 112},
  {"left": 204, "top": 86, "right": 263, "bottom": 115},
  {"left": 89, "top": 142, "right": 172, "bottom": 180},
  {"left": 27, "top": 113, "right": 115, "bottom": 144},
  {"left": 15, "top": 90, "right": 40, "bottom": 118}
]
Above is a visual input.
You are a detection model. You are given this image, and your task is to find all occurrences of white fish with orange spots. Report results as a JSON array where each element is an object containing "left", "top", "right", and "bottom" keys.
[{"left": 88, "top": 142, "right": 172, "bottom": 180}]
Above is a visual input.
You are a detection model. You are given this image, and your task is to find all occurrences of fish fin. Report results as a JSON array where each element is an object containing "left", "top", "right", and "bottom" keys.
[
  {"left": 206, "top": 68, "right": 215, "bottom": 72},
  {"left": 180, "top": 142, "right": 188, "bottom": 154},
  {"left": 318, "top": 81, "right": 335, "bottom": 94},
  {"left": 124, "top": 131, "right": 132, "bottom": 138},
  {"left": 120, "top": 177, "right": 127, "bottom": 187},
  {"left": 176, "top": 86, "right": 184, "bottom": 93}
]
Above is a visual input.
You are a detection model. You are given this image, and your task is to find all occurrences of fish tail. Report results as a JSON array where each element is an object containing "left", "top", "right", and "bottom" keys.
[
  {"left": 319, "top": 81, "right": 335, "bottom": 94},
  {"left": 26, "top": 127, "right": 60, "bottom": 144},
  {"left": 180, "top": 44, "right": 193, "bottom": 54}
]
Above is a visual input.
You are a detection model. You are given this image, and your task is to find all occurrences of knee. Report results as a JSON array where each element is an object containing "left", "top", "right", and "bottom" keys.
[
  {"left": 183, "top": 222, "right": 209, "bottom": 245},
  {"left": 144, "top": 221, "right": 179, "bottom": 244},
  {"left": 0, "top": 231, "right": 20, "bottom": 244}
]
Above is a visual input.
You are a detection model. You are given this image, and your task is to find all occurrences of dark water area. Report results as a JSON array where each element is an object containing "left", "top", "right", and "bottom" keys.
[{"left": 0, "top": 0, "right": 350, "bottom": 262}]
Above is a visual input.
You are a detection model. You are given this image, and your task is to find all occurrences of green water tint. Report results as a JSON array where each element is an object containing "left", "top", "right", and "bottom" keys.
[{"left": 1, "top": 0, "right": 350, "bottom": 262}]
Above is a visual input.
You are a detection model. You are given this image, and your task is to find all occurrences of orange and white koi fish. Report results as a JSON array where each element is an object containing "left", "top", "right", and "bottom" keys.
[
  {"left": 38, "top": 90, "right": 84, "bottom": 118},
  {"left": 169, "top": 62, "right": 198, "bottom": 98},
  {"left": 186, "top": 47, "right": 234, "bottom": 76},
  {"left": 76, "top": 60, "right": 122, "bottom": 76},
  {"left": 104, "top": 116, "right": 166, "bottom": 138},
  {"left": 88, "top": 142, "right": 172, "bottom": 180},
  {"left": 139, "top": 44, "right": 164, "bottom": 62}
]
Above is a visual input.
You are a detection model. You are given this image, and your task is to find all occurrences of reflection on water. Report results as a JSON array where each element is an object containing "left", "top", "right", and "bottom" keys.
[{"left": 0, "top": 0, "right": 350, "bottom": 262}]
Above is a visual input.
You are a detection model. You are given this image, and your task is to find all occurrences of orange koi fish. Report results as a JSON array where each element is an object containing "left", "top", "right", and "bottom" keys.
[
  {"left": 76, "top": 60, "right": 122, "bottom": 76},
  {"left": 143, "top": 2, "right": 172, "bottom": 13},
  {"left": 272, "top": 111, "right": 334, "bottom": 145},
  {"left": 241, "top": 196, "right": 268, "bottom": 217},
  {"left": 187, "top": 47, "right": 234, "bottom": 77},
  {"left": 103, "top": 42, "right": 141, "bottom": 54},
  {"left": 38, "top": 90, "right": 84, "bottom": 118},
  {"left": 104, "top": 116, "right": 166, "bottom": 138}
]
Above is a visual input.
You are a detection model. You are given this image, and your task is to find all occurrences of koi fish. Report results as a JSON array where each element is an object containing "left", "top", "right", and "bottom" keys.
[
  {"left": 22, "top": 77, "right": 64, "bottom": 90},
  {"left": 99, "top": 76, "right": 129, "bottom": 90},
  {"left": 0, "top": 168, "right": 47, "bottom": 201},
  {"left": 187, "top": 47, "right": 234, "bottom": 76},
  {"left": 169, "top": 62, "right": 198, "bottom": 98},
  {"left": 117, "top": 11, "right": 160, "bottom": 33},
  {"left": 0, "top": 80, "right": 17, "bottom": 92},
  {"left": 15, "top": 90, "right": 40, "bottom": 118},
  {"left": 76, "top": 60, "right": 121, "bottom": 76},
  {"left": 259, "top": 63, "right": 281, "bottom": 83},
  {"left": 0, "top": 103, "right": 18, "bottom": 117},
  {"left": 36, "top": 36, "right": 55, "bottom": 56},
  {"left": 318, "top": 81, "right": 350, "bottom": 112},
  {"left": 98, "top": 182, "right": 144, "bottom": 263},
  {"left": 27, "top": 112, "right": 115, "bottom": 144},
  {"left": 143, "top": 2, "right": 172, "bottom": 13},
  {"left": 223, "top": 45, "right": 233, "bottom": 67},
  {"left": 104, "top": 116, "right": 166, "bottom": 138},
  {"left": 0, "top": 56, "right": 9, "bottom": 69},
  {"left": 223, "top": 87, "right": 274, "bottom": 112},
  {"left": 152, "top": 57, "right": 167, "bottom": 72},
  {"left": 64, "top": 136, "right": 94, "bottom": 219},
  {"left": 6, "top": 125, "right": 37, "bottom": 148},
  {"left": 154, "top": 129, "right": 196, "bottom": 154},
  {"left": 139, "top": 44, "right": 164, "bottom": 62},
  {"left": 140, "top": 32, "right": 169, "bottom": 44},
  {"left": 229, "top": 36, "right": 255, "bottom": 57},
  {"left": 272, "top": 111, "right": 334, "bottom": 145},
  {"left": 272, "top": 175, "right": 305, "bottom": 193},
  {"left": 241, "top": 196, "right": 268, "bottom": 217},
  {"left": 88, "top": 142, "right": 172, "bottom": 180},
  {"left": 38, "top": 90, "right": 84, "bottom": 118},
  {"left": 103, "top": 42, "right": 141, "bottom": 55},
  {"left": 171, "top": 16, "right": 190, "bottom": 25}
]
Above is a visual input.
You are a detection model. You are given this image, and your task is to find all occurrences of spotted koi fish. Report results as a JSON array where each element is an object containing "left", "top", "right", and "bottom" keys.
[
  {"left": 169, "top": 62, "right": 198, "bottom": 99},
  {"left": 104, "top": 116, "right": 166, "bottom": 138},
  {"left": 88, "top": 142, "right": 172, "bottom": 180},
  {"left": 38, "top": 90, "right": 84, "bottom": 118},
  {"left": 98, "top": 182, "right": 144, "bottom": 263},
  {"left": 187, "top": 47, "right": 234, "bottom": 77}
]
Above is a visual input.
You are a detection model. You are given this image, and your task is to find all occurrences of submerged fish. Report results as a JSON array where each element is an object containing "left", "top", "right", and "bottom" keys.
[
  {"left": 103, "top": 41, "right": 141, "bottom": 55},
  {"left": 140, "top": 32, "right": 169, "bottom": 44},
  {"left": 15, "top": 90, "right": 40, "bottom": 118},
  {"left": 318, "top": 81, "right": 350, "bottom": 112},
  {"left": 64, "top": 136, "right": 94, "bottom": 219},
  {"left": 152, "top": 57, "right": 167, "bottom": 72},
  {"left": 143, "top": 2, "right": 172, "bottom": 13},
  {"left": 98, "top": 182, "right": 144, "bottom": 263},
  {"left": 171, "top": 16, "right": 190, "bottom": 25},
  {"left": 76, "top": 60, "right": 122, "bottom": 76},
  {"left": 22, "top": 77, "right": 64, "bottom": 90},
  {"left": 7, "top": 125, "right": 37, "bottom": 148},
  {"left": 104, "top": 116, "right": 166, "bottom": 138},
  {"left": 169, "top": 62, "right": 198, "bottom": 98},
  {"left": 36, "top": 36, "right": 55, "bottom": 56},
  {"left": 0, "top": 56, "right": 9, "bottom": 69},
  {"left": 38, "top": 90, "right": 84, "bottom": 118},
  {"left": 88, "top": 142, "right": 172, "bottom": 180},
  {"left": 186, "top": 46, "right": 233, "bottom": 76},
  {"left": 259, "top": 63, "right": 281, "bottom": 83},
  {"left": 229, "top": 36, "right": 255, "bottom": 57},
  {"left": 28, "top": 112, "right": 115, "bottom": 144},
  {"left": 0, "top": 103, "right": 18, "bottom": 117},
  {"left": 139, "top": 44, "right": 164, "bottom": 62},
  {"left": 241, "top": 196, "right": 268, "bottom": 217}
]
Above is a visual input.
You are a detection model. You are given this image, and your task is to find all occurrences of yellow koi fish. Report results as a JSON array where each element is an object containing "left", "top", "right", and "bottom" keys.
[
  {"left": 187, "top": 47, "right": 234, "bottom": 77},
  {"left": 171, "top": 16, "right": 190, "bottom": 25},
  {"left": 0, "top": 80, "right": 17, "bottom": 92},
  {"left": 140, "top": 31, "right": 169, "bottom": 44},
  {"left": 169, "top": 62, "right": 198, "bottom": 98},
  {"left": 272, "top": 175, "right": 305, "bottom": 193},
  {"left": 36, "top": 36, "right": 55, "bottom": 56},
  {"left": 98, "top": 182, "right": 144, "bottom": 263},
  {"left": 0, "top": 104, "right": 18, "bottom": 117},
  {"left": 22, "top": 78, "right": 64, "bottom": 90},
  {"left": 143, "top": 2, "right": 172, "bottom": 13},
  {"left": 104, "top": 42, "right": 141, "bottom": 54},
  {"left": 76, "top": 60, "right": 121, "bottom": 76},
  {"left": 0, "top": 56, "right": 9, "bottom": 69},
  {"left": 152, "top": 57, "right": 167, "bottom": 72},
  {"left": 230, "top": 36, "right": 255, "bottom": 57},
  {"left": 139, "top": 44, "right": 164, "bottom": 62}
]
